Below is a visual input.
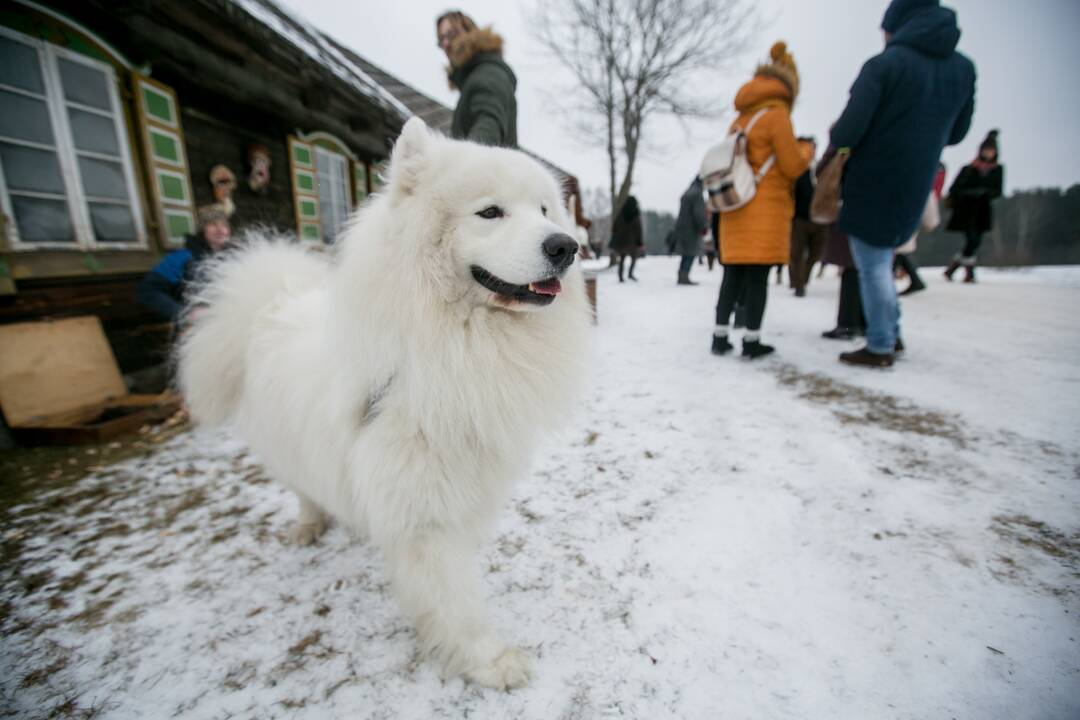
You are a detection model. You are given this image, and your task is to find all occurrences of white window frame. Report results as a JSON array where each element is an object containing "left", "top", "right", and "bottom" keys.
[
  {"left": 0, "top": 26, "right": 146, "bottom": 251},
  {"left": 314, "top": 145, "right": 350, "bottom": 244}
]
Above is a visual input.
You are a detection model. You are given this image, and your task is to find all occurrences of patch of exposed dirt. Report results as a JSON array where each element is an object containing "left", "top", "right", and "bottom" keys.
[
  {"left": 774, "top": 364, "right": 969, "bottom": 446},
  {"left": 991, "top": 515, "right": 1080, "bottom": 564},
  {"left": 989, "top": 515, "right": 1080, "bottom": 596}
]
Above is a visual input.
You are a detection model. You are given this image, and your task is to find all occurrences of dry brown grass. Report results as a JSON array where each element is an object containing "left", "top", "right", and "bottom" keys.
[{"left": 774, "top": 364, "right": 968, "bottom": 446}]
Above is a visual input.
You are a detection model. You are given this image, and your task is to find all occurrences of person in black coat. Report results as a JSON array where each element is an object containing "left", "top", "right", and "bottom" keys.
[
  {"left": 829, "top": 0, "right": 976, "bottom": 368},
  {"left": 944, "top": 130, "right": 1004, "bottom": 283},
  {"left": 790, "top": 136, "right": 828, "bottom": 297},
  {"left": 672, "top": 176, "right": 707, "bottom": 285},
  {"left": 137, "top": 205, "right": 231, "bottom": 323},
  {"left": 609, "top": 196, "right": 644, "bottom": 282},
  {"left": 818, "top": 147, "right": 867, "bottom": 340}
]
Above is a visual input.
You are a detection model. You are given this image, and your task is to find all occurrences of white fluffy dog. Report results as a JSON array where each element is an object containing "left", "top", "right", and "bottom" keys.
[{"left": 178, "top": 117, "right": 589, "bottom": 689}]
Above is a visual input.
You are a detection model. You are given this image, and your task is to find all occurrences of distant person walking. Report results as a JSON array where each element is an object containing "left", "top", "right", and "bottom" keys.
[
  {"left": 706, "top": 42, "right": 808, "bottom": 359},
  {"left": 944, "top": 130, "right": 1004, "bottom": 283},
  {"left": 789, "top": 136, "right": 827, "bottom": 297},
  {"left": 436, "top": 10, "right": 517, "bottom": 147},
  {"left": 673, "top": 176, "right": 707, "bottom": 285},
  {"left": 610, "top": 195, "right": 644, "bottom": 282},
  {"left": 830, "top": 0, "right": 976, "bottom": 368}
]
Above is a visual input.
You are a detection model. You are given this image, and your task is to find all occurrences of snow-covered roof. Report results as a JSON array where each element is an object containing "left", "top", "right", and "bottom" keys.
[{"left": 230, "top": 0, "right": 411, "bottom": 121}]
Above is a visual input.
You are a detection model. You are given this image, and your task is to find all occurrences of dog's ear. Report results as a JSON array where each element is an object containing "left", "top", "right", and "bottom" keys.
[{"left": 388, "top": 117, "right": 430, "bottom": 198}]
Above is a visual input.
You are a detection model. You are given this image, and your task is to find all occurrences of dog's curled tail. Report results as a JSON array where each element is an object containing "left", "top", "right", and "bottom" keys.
[{"left": 176, "top": 235, "right": 328, "bottom": 426}]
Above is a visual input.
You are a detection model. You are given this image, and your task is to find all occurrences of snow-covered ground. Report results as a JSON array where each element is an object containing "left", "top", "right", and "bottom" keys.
[{"left": 3, "top": 259, "right": 1078, "bottom": 719}]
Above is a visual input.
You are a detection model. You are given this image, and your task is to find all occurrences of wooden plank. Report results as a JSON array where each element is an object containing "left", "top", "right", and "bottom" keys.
[
  {"left": 0, "top": 316, "right": 128, "bottom": 428},
  {"left": 9, "top": 397, "right": 178, "bottom": 445}
]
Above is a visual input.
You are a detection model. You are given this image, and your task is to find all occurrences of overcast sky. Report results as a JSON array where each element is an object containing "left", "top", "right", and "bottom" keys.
[{"left": 281, "top": 0, "right": 1080, "bottom": 214}]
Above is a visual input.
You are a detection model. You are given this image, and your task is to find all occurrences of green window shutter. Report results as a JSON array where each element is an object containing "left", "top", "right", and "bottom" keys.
[
  {"left": 134, "top": 76, "right": 193, "bottom": 247},
  {"left": 149, "top": 128, "right": 182, "bottom": 165},
  {"left": 370, "top": 160, "right": 388, "bottom": 193},
  {"left": 141, "top": 84, "right": 176, "bottom": 126},
  {"left": 293, "top": 143, "right": 313, "bottom": 167},
  {"left": 163, "top": 210, "right": 195, "bottom": 238},
  {"left": 353, "top": 161, "right": 368, "bottom": 206},
  {"left": 288, "top": 135, "right": 320, "bottom": 243},
  {"left": 156, "top": 172, "right": 187, "bottom": 202}
]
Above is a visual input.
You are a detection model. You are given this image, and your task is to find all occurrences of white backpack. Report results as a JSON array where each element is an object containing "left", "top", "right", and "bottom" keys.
[{"left": 699, "top": 108, "right": 776, "bottom": 213}]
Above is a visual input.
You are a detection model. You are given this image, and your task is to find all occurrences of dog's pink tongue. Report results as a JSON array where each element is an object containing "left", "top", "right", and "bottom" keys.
[{"left": 530, "top": 278, "right": 562, "bottom": 296}]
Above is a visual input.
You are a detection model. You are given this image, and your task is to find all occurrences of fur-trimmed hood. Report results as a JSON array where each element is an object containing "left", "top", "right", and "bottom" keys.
[
  {"left": 734, "top": 75, "right": 792, "bottom": 114},
  {"left": 446, "top": 27, "right": 505, "bottom": 88},
  {"left": 753, "top": 64, "right": 798, "bottom": 103}
]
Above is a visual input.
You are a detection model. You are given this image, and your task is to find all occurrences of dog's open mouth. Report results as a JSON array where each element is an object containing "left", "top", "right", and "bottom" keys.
[{"left": 471, "top": 266, "right": 562, "bottom": 306}]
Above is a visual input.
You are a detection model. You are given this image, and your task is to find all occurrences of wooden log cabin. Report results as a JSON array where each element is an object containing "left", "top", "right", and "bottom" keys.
[{"left": 0, "top": 0, "right": 581, "bottom": 386}]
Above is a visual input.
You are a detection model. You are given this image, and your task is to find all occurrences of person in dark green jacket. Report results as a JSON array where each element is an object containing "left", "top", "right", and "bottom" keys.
[{"left": 436, "top": 11, "right": 517, "bottom": 148}]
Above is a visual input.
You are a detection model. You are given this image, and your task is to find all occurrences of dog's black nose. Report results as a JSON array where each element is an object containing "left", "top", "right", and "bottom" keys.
[{"left": 542, "top": 233, "right": 578, "bottom": 271}]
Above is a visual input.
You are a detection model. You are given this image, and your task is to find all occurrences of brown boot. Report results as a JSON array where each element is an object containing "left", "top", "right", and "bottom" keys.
[
  {"left": 944, "top": 259, "right": 961, "bottom": 281},
  {"left": 963, "top": 265, "right": 976, "bottom": 283}
]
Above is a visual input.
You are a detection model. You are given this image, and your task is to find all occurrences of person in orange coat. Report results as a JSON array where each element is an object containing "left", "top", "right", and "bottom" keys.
[{"left": 709, "top": 42, "right": 809, "bottom": 359}]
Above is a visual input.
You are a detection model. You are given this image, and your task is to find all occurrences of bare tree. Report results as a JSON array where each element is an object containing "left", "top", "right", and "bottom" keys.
[{"left": 531, "top": 0, "right": 757, "bottom": 218}]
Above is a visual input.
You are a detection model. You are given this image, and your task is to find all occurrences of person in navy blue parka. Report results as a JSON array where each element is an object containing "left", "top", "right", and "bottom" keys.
[
  {"left": 137, "top": 205, "right": 231, "bottom": 323},
  {"left": 829, "top": 0, "right": 976, "bottom": 368}
]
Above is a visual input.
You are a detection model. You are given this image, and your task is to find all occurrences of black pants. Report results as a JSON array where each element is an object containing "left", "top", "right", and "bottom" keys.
[
  {"left": 678, "top": 255, "right": 695, "bottom": 275},
  {"left": 894, "top": 253, "right": 924, "bottom": 288},
  {"left": 838, "top": 267, "right": 866, "bottom": 330},
  {"left": 618, "top": 253, "right": 638, "bottom": 280},
  {"left": 716, "top": 264, "right": 770, "bottom": 331},
  {"left": 960, "top": 229, "right": 983, "bottom": 261}
]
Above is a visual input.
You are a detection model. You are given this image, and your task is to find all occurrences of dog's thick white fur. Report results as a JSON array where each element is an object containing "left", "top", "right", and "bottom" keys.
[{"left": 178, "top": 118, "right": 589, "bottom": 689}]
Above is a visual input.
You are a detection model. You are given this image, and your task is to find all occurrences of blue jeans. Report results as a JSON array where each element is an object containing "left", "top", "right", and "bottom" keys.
[{"left": 848, "top": 235, "right": 900, "bottom": 354}]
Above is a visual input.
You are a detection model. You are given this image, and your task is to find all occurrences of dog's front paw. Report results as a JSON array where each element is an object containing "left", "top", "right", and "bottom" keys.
[
  {"left": 287, "top": 519, "right": 327, "bottom": 546},
  {"left": 464, "top": 646, "right": 531, "bottom": 690}
]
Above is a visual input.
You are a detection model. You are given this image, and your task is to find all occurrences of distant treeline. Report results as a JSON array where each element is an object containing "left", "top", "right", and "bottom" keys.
[
  {"left": 916, "top": 185, "right": 1080, "bottom": 266},
  {"left": 589, "top": 186, "right": 1080, "bottom": 266}
]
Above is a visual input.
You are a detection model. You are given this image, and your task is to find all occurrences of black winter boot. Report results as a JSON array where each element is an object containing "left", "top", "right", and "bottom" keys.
[
  {"left": 677, "top": 273, "right": 698, "bottom": 286},
  {"left": 711, "top": 335, "right": 734, "bottom": 355},
  {"left": 822, "top": 327, "right": 859, "bottom": 340},
  {"left": 943, "top": 259, "right": 961, "bottom": 281},
  {"left": 742, "top": 339, "right": 775, "bottom": 359}
]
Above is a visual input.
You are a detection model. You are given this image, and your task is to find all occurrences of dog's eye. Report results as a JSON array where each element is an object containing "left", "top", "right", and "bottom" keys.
[
  {"left": 475, "top": 206, "right": 504, "bottom": 220},
  {"left": 541, "top": 205, "right": 548, "bottom": 217}
]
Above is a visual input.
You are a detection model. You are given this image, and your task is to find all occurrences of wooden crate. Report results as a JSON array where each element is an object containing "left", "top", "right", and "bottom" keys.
[{"left": 0, "top": 316, "right": 179, "bottom": 446}]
